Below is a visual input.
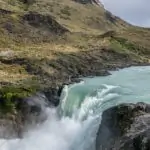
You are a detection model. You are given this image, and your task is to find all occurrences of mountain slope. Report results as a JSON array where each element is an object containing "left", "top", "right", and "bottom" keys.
[
  {"left": 0, "top": 0, "right": 126, "bottom": 42},
  {"left": 0, "top": 0, "right": 150, "bottom": 114}
]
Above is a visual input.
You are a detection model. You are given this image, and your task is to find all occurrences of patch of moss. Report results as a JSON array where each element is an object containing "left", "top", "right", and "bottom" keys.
[
  {"left": 0, "top": 85, "right": 38, "bottom": 114},
  {"left": 110, "top": 36, "right": 148, "bottom": 55}
]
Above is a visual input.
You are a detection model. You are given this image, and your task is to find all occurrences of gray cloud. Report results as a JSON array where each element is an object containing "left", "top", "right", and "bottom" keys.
[{"left": 100, "top": 0, "right": 150, "bottom": 27}]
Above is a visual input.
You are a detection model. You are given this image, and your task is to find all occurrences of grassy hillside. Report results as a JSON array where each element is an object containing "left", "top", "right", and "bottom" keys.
[{"left": 0, "top": 0, "right": 150, "bottom": 113}]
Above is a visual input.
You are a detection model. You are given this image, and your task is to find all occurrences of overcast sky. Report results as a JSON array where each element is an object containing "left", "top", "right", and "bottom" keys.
[{"left": 100, "top": 0, "right": 150, "bottom": 27}]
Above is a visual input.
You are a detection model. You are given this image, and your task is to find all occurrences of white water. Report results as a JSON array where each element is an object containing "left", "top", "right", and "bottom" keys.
[{"left": 1, "top": 66, "right": 150, "bottom": 150}]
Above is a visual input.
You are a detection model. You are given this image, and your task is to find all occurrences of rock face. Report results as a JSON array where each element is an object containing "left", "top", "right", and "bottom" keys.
[
  {"left": 96, "top": 102, "right": 150, "bottom": 150},
  {"left": 0, "top": 93, "right": 49, "bottom": 138},
  {"left": 20, "top": 0, "right": 35, "bottom": 4},
  {"left": 23, "top": 12, "right": 69, "bottom": 34},
  {"left": 73, "top": 0, "right": 103, "bottom": 5}
]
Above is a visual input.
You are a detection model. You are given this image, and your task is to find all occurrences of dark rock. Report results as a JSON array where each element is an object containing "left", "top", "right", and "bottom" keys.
[
  {"left": 0, "top": 92, "right": 50, "bottom": 139},
  {"left": 96, "top": 102, "right": 150, "bottom": 150},
  {"left": 4, "top": 22, "right": 14, "bottom": 33},
  {"left": 44, "top": 88, "right": 61, "bottom": 106},
  {"left": 100, "top": 30, "right": 116, "bottom": 38},
  {"left": 73, "top": 0, "right": 100, "bottom": 4},
  {"left": 0, "top": 9, "right": 12, "bottom": 15},
  {"left": 20, "top": 0, "right": 35, "bottom": 4},
  {"left": 23, "top": 12, "right": 69, "bottom": 34},
  {"left": 105, "top": 11, "right": 118, "bottom": 24},
  {"left": 20, "top": 93, "right": 49, "bottom": 123},
  {"left": 19, "top": 93, "right": 51, "bottom": 137},
  {"left": 0, "top": 118, "right": 20, "bottom": 139},
  {"left": 23, "top": 92, "right": 49, "bottom": 112}
]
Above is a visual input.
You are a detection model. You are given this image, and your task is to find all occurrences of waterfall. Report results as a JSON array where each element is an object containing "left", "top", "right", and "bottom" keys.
[{"left": 1, "top": 66, "right": 150, "bottom": 150}]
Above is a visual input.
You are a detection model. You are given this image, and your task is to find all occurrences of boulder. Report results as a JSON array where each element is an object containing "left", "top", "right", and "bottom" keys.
[{"left": 96, "top": 102, "right": 150, "bottom": 150}]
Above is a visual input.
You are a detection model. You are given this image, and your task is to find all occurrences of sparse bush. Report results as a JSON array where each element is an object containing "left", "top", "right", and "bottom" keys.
[
  {"left": 20, "top": 0, "right": 35, "bottom": 5},
  {"left": 0, "top": 86, "right": 37, "bottom": 113},
  {"left": 61, "top": 6, "right": 71, "bottom": 16}
]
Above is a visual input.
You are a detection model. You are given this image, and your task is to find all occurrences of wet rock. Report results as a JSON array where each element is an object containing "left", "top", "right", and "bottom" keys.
[
  {"left": 0, "top": 118, "right": 20, "bottom": 139},
  {"left": 20, "top": 92, "right": 49, "bottom": 122},
  {"left": 44, "top": 87, "right": 62, "bottom": 107},
  {"left": 96, "top": 102, "right": 150, "bottom": 150},
  {"left": 0, "top": 92, "right": 50, "bottom": 139}
]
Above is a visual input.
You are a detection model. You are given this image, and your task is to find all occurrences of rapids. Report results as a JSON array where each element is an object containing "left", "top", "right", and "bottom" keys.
[{"left": 1, "top": 66, "right": 150, "bottom": 150}]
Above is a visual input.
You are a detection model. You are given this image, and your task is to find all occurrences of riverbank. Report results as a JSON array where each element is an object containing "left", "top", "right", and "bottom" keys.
[{"left": 0, "top": 53, "right": 149, "bottom": 138}]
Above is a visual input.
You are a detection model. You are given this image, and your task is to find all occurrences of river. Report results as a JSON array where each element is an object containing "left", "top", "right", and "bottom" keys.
[{"left": 1, "top": 66, "right": 150, "bottom": 150}]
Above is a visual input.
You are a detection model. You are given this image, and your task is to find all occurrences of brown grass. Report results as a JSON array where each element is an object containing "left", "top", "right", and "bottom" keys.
[{"left": 0, "top": 0, "right": 150, "bottom": 85}]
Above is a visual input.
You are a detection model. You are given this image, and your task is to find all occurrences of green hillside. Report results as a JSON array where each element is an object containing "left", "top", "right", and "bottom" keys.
[{"left": 0, "top": 0, "right": 150, "bottom": 113}]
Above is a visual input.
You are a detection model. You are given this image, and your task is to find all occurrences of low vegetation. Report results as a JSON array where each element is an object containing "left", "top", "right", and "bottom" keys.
[{"left": 0, "top": 0, "right": 150, "bottom": 114}]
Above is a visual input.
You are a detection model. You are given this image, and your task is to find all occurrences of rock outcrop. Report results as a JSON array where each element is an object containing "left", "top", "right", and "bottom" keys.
[
  {"left": 96, "top": 102, "right": 150, "bottom": 150},
  {"left": 73, "top": 0, "right": 102, "bottom": 5},
  {"left": 23, "top": 12, "right": 69, "bottom": 34},
  {"left": 0, "top": 93, "right": 49, "bottom": 138},
  {"left": 20, "top": 0, "right": 35, "bottom": 4}
]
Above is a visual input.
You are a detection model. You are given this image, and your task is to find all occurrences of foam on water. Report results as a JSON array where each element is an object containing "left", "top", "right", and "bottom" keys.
[{"left": 1, "top": 66, "right": 150, "bottom": 150}]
